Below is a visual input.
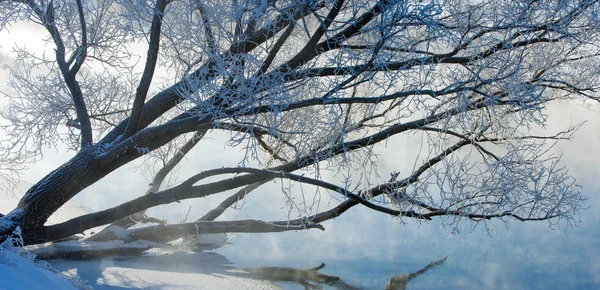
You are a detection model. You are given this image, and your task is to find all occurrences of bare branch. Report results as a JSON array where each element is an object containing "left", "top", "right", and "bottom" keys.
[
  {"left": 22, "top": 0, "right": 93, "bottom": 147},
  {"left": 123, "top": 0, "right": 168, "bottom": 139},
  {"left": 196, "top": 2, "right": 217, "bottom": 55},
  {"left": 125, "top": 219, "right": 324, "bottom": 243},
  {"left": 148, "top": 130, "right": 207, "bottom": 193},
  {"left": 69, "top": 0, "right": 87, "bottom": 75},
  {"left": 200, "top": 181, "right": 269, "bottom": 222}
]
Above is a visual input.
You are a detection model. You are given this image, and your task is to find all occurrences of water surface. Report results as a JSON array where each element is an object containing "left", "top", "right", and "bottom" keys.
[{"left": 215, "top": 186, "right": 600, "bottom": 290}]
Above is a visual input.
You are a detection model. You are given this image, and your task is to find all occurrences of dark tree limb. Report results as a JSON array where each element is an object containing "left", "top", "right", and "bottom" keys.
[
  {"left": 287, "top": 0, "right": 344, "bottom": 65},
  {"left": 99, "top": 2, "right": 318, "bottom": 145},
  {"left": 88, "top": 219, "right": 325, "bottom": 244},
  {"left": 90, "top": 130, "right": 206, "bottom": 236},
  {"left": 39, "top": 138, "right": 470, "bottom": 244},
  {"left": 123, "top": 0, "right": 168, "bottom": 139},
  {"left": 149, "top": 130, "right": 207, "bottom": 193},
  {"left": 200, "top": 180, "right": 269, "bottom": 221},
  {"left": 196, "top": 2, "right": 218, "bottom": 55},
  {"left": 22, "top": 0, "right": 93, "bottom": 147},
  {"left": 69, "top": 0, "right": 87, "bottom": 75},
  {"left": 256, "top": 18, "right": 295, "bottom": 76}
]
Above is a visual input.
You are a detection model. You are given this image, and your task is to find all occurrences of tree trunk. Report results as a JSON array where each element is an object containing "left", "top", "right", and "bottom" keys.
[{"left": 16, "top": 146, "right": 128, "bottom": 243}]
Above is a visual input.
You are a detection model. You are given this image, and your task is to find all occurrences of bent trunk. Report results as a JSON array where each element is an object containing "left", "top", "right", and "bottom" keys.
[{"left": 12, "top": 145, "right": 141, "bottom": 244}]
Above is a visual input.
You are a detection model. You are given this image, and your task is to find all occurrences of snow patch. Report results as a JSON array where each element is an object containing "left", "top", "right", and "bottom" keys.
[{"left": 0, "top": 228, "right": 91, "bottom": 290}]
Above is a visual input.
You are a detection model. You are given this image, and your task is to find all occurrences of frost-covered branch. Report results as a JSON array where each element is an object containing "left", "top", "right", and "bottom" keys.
[{"left": 0, "top": 0, "right": 597, "bottom": 245}]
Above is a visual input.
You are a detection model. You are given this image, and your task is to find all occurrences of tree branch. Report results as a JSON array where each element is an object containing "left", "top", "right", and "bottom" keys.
[
  {"left": 99, "top": 2, "right": 318, "bottom": 144},
  {"left": 149, "top": 130, "right": 207, "bottom": 193},
  {"left": 286, "top": 0, "right": 344, "bottom": 66},
  {"left": 94, "top": 130, "right": 207, "bottom": 231},
  {"left": 200, "top": 181, "right": 269, "bottom": 221},
  {"left": 24, "top": 0, "right": 93, "bottom": 147},
  {"left": 124, "top": 219, "right": 324, "bottom": 244},
  {"left": 69, "top": 0, "right": 87, "bottom": 75},
  {"left": 256, "top": 19, "right": 295, "bottom": 76},
  {"left": 196, "top": 2, "right": 217, "bottom": 55},
  {"left": 123, "top": 0, "right": 168, "bottom": 139}
]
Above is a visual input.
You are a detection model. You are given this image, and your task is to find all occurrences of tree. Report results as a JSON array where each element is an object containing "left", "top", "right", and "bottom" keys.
[{"left": 0, "top": 0, "right": 597, "bottom": 247}]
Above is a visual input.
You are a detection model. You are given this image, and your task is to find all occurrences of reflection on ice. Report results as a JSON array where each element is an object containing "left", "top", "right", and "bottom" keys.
[
  {"left": 384, "top": 256, "right": 447, "bottom": 290},
  {"left": 244, "top": 256, "right": 448, "bottom": 290}
]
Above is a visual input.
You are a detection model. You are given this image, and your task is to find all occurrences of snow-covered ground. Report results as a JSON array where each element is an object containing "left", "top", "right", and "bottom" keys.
[
  {"left": 0, "top": 181, "right": 279, "bottom": 290},
  {"left": 0, "top": 242, "right": 82, "bottom": 290}
]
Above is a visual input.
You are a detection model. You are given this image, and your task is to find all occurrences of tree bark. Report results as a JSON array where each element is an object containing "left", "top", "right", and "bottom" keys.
[{"left": 17, "top": 147, "right": 116, "bottom": 240}]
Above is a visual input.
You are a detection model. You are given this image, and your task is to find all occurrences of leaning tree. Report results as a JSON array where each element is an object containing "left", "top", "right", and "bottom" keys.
[{"left": 0, "top": 0, "right": 598, "bottom": 247}]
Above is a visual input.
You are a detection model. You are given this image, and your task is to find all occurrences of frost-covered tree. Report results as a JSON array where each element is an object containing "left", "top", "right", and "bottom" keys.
[{"left": 0, "top": 0, "right": 598, "bottom": 246}]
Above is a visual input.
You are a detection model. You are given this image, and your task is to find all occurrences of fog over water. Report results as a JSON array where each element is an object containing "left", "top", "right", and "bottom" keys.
[
  {"left": 14, "top": 100, "right": 597, "bottom": 289},
  {"left": 216, "top": 101, "right": 600, "bottom": 290}
]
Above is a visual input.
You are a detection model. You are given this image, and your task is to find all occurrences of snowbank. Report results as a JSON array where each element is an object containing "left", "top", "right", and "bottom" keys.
[
  {"left": 0, "top": 227, "right": 89, "bottom": 290},
  {"left": 1, "top": 181, "right": 81, "bottom": 289},
  {"left": 0, "top": 247, "right": 78, "bottom": 290},
  {"left": 0, "top": 262, "right": 74, "bottom": 290}
]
